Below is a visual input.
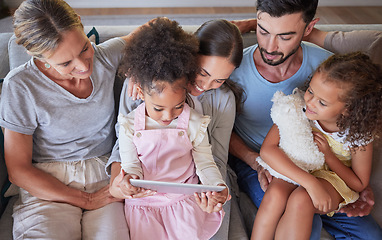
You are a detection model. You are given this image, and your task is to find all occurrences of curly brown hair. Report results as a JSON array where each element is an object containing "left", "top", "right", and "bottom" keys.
[
  {"left": 316, "top": 52, "right": 382, "bottom": 149},
  {"left": 118, "top": 17, "right": 199, "bottom": 94}
]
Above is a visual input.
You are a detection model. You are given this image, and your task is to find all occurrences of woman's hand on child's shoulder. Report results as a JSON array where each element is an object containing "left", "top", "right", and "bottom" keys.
[
  {"left": 126, "top": 77, "right": 141, "bottom": 101},
  {"left": 194, "top": 185, "right": 230, "bottom": 213}
]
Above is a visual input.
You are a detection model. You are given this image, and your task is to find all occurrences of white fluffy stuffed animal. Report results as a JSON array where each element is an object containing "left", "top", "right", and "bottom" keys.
[{"left": 256, "top": 88, "right": 325, "bottom": 185}]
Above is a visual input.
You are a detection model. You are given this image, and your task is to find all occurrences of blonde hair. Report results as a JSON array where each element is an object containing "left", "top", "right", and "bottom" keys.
[{"left": 13, "top": 0, "right": 83, "bottom": 58}]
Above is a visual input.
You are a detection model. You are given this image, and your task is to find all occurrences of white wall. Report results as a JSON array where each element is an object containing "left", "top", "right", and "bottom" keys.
[{"left": 5, "top": 0, "right": 382, "bottom": 8}]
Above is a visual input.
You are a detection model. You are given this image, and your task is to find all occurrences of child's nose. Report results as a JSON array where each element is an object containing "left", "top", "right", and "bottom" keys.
[{"left": 164, "top": 111, "right": 174, "bottom": 120}]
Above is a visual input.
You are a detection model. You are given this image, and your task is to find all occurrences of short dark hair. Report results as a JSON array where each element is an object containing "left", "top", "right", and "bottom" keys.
[{"left": 256, "top": 0, "right": 318, "bottom": 24}]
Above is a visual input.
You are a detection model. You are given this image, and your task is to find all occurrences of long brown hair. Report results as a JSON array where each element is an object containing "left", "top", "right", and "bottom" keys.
[{"left": 195, "top": 19, "right": 245, "bottom": 113}]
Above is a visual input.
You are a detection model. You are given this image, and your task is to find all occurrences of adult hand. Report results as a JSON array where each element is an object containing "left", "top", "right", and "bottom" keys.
[
  {"left": 256, "top": 164, "right": 273, "bottom": 192},
  {"left": 230, "top": 19, "right": 257, "bottom": 34},
  {"left": 82, "top": 185, "right": 123, "bottom": 210},
  {"left": 126, "top": 77, "right": 141, "bottom": 101},
  {"left": 339, "top": 186, "right": 374, "bottom": 217}
]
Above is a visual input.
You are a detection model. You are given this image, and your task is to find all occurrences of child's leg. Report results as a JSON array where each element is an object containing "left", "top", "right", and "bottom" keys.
[
  {"left": 275, "top": 179, "right": 343, "bottom": 240},
  {"left": 251, "top": 178, "right": 297, "bottom": 240}
]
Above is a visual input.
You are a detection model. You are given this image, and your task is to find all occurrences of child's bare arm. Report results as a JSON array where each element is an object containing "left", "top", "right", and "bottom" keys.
[
  {"left": 261, "top": 125, "right": 333, "bottom": 212},
  {"left": 260, "top": 125, "right": 317, "bottom": 184},
  {"left": 313, "top": 132, "right": 372, "bottom": 192}
]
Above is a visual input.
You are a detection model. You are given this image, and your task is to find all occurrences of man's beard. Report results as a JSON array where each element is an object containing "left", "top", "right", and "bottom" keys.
[{"left": 259, "top": 44, "right": 300, "bottom": 66}]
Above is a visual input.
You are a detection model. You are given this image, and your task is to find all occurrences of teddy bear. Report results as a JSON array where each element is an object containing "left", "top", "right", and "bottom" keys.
[{"left": 256, "top": 88, "right": 325, "bottom": 185}]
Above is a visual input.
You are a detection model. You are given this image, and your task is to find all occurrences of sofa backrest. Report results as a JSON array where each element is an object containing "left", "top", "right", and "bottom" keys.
[{"left": 6, "top": 24, "right": 382, "bottom": 75}]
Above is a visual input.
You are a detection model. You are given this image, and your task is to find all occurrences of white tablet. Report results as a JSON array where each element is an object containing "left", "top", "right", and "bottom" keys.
[{"left": 129, "top": 179, "right": 225, "bottom": 195}]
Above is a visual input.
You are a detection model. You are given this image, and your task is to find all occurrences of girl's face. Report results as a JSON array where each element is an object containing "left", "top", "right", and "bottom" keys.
[
  {"left": 41, "top": 27, "right": 94, "bottom": 80},
  {"left": 304, "top": 72, "right": 347, "bottom": 130},
  {"left": 188, "top": 55, "right": 236, "bottom": 96},
  {"left": 140, "top": 79, "right": 187, "bottom": 126}
]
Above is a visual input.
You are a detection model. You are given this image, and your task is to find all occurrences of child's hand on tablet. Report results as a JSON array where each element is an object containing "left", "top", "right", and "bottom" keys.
[
  {"left": 114, "top": 170, "right": 156, "bottom": 199},
  {"left": 194, "top": 185, "right": 230, "bottom": 213}
]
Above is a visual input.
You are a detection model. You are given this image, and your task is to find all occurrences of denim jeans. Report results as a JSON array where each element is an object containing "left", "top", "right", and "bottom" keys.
[{"left": 230, "top": 157, "right": 382, "bottom": 240}]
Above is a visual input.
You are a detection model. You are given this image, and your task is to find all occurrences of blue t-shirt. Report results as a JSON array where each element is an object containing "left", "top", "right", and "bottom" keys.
[{"left": 230, "top": 42, "right": 332, "bottom": 152}]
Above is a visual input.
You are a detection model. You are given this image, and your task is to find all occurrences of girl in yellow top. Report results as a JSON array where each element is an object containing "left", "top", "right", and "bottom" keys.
[{"left": 252, "top": 52, "right": 382, "bottom": 240}]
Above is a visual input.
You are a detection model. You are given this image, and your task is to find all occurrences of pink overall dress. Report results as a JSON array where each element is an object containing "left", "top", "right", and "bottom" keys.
[{"left": 124, "top": 103, "right": 223, "bottom": 240}]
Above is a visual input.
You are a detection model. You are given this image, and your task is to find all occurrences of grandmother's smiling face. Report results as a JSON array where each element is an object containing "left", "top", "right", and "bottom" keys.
[{"left": 41, "top": 27, "right": 94, "bottom": 80}]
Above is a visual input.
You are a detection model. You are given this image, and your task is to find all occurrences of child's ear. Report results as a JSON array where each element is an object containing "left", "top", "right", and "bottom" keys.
[{"left": 137, "top": 85, "right": 145, "bottom": 101}]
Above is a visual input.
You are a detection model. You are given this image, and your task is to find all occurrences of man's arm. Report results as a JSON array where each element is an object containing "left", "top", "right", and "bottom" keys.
[
  {"left": 229, "top": 131, "right": 272, "bottom": 191},
  {"left": 303, "top": 27, "right": 329, "bottom": 48},
  {"left": 231, "top": 19, "right": 257, "bottom": 34}
]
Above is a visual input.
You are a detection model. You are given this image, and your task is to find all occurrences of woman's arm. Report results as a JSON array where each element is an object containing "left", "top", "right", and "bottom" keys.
[
  {"left": 4, "top": 129, "right": 119, "bottom": 210},
  {"left": 206, "top": 90, "right": 236, "bottom": 180}
]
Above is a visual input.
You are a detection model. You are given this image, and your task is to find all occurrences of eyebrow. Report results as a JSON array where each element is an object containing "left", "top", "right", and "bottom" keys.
[
  {"left": 258, "top": 23, "right": 297, "bottom": 36},
  {"left": 57, "top": 42, "right": 88, "bottom": 66},
  {"left": 201, "top": 68, "right": 230, "bottom": 81},
  {"left": 309, "top": 86, "right": 330, "bottom": 105},
  {"left": 201, "top": 68, "right": 211, "bottom": 77},
  {"left": 153, "top": 99, "right": 185, "bottom": 108}
]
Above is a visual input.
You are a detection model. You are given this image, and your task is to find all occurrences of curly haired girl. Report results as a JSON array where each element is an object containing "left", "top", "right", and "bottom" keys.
[
  {"left": 114, "top": 18, "right": 229, "bottom": 240},
  {"left": 252, "top": 52, "right": 382, "bottom": 240}
]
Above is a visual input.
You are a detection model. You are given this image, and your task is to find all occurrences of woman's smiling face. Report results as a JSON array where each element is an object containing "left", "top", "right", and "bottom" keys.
[
  {"left": 188, "top": 55, "right": 236, "bottom": 96},
  {"left": 41, "top": 27, "right": 94, "bottom": 80}
]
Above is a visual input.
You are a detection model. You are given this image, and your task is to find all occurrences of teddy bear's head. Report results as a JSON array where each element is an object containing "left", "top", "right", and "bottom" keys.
[{"left": 270, "top": 88, "right": 306, "bottom": 124}]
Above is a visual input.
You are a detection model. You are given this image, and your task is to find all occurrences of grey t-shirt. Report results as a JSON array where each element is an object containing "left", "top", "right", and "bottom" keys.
[{"left": 0, "top": 37, "right": 126, "bottom": 163}]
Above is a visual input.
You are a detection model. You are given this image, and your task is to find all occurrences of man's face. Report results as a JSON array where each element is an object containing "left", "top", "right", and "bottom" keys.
[{"left": 256, "top": 11, "right": 308, "bottom": 66}]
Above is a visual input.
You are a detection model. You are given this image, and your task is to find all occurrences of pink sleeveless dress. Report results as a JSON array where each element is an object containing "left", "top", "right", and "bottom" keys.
[{"left": 124, "top": 103, "right": 223, "bottom": 240}]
